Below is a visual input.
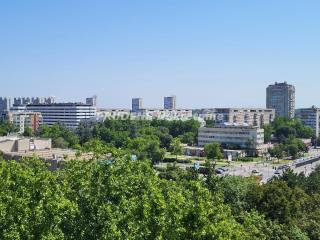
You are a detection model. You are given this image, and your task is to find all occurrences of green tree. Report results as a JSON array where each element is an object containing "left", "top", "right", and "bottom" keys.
[
  {"left": 204, "top": 142, "right": 223, "bottom": 163},
  {"left": 269, "top": 144, "right": 284, "bottom": 160},
  {"left": 23, "top": 127, "right": 34, "bottom": 137},
  {"left": 180, "top": 132, "right": 196, "bottom": 146},
  {"left": 170, "top": 137, "right": 183, "bottom": 161},
  {"left": 0, "top": 158, "right": 77, "bottom": 239},
  {"left": 287, "top": 144, "right": 299, "bottom": 159},
  {"left": 263, "top": 124, "right": 273, "bottom": 143}
]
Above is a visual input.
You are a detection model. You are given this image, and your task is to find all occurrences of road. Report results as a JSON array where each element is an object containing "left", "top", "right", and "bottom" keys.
[
  {"left": 155, "top": 149, "right": 320, "bottom": 183},
  {"left": 225, "top": 152, "right": 320, "bottom": 183}
]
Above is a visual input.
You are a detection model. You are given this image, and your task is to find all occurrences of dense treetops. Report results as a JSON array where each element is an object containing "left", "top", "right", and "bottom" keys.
[
  {"left": 264, "top": 117, "right": 314, "bottom": 159},
  {"left": 34, "top": 118, "right": 200, "bottom": 149},
  {"left": 0, "top": 156, "right": 320, "bottom": 239},
  {"left": 264, "top": 117, "right": 314, "bottom": 143}
]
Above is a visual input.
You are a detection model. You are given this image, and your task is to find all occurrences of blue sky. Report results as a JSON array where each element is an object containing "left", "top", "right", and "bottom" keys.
[{"left": 1, "top": 0, "right": 320, "bottom": 108}]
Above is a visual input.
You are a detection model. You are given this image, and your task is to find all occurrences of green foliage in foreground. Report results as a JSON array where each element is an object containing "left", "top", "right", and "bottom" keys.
[
  {"left": 0, "top": 158, "right": 243, "bottom": 240},
  {"left": 1, "top": 157, "right": 320, "bottom": 239}
]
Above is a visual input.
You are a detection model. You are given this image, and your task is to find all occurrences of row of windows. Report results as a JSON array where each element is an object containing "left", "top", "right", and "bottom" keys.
[
  {"left": 199, "top": 131, "right": 254, "bottom": 135},
  {"left": 199, "top": 136, "right": 262, "bottom": 141}
]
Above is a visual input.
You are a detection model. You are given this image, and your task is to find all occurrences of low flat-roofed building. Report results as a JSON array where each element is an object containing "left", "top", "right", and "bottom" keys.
[
  {"left": 0, "top": 136, "right": 94, "bottom": 170},
  {"left": 0, "top": 136, "right": 51, "bottom": 153}
]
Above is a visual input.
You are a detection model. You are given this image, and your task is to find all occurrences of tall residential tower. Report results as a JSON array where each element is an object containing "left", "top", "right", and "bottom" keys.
[
  {"left": 132, "top": 98, "right": 143, "bottom": 112},
  {"left": 164, "top": 95, "right": 176, "bottom": 110},
  {"left": 0, "top": 97, "right": 11, "bottom": 112},
  {"left": 266, "top": 82, "right": 295, "bottom": 119}
]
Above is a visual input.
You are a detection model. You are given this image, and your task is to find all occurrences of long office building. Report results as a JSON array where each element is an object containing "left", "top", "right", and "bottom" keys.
[
  {"left": 266, "top": 82, "right": 295, "bottom": 119},
  {"left": 295, "top": 106, "right": 320, "bottom": 137},
  {"left": 198, "top": 123, "right": 265, "bottom": 150},
  {"left": 198, "top": 108, "right": 275, "bottom": 128},
  {"left": 25, "top": 103, "right": 96, "bottom": 129}
]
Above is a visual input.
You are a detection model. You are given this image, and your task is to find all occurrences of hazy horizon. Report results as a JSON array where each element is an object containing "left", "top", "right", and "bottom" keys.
[{"left": 1, "top": 1, "right": 320, "bottom": 109}]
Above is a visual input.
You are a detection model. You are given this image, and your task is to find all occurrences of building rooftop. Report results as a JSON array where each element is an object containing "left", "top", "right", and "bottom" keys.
[
  {"left": 3, "top": 148, "right": 93, "bottom": 161},
  {"left": 26, "top": 103, "right": 93, "bottom": 107}
]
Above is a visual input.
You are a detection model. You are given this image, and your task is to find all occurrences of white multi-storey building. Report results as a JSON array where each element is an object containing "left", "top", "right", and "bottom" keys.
[
  {"left": 25, "top": 103, "right": 96, "bottom": 129},
  {"left": 198, "top": 123, "right": 265, "bottom": 150}
]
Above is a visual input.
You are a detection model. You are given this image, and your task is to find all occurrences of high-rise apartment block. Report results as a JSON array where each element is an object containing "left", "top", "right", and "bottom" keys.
[
  {"left": 266, "top": 82, "right": 295, "bottom": 119},
  {"left": 13, "top": 97, "right": 56, "bottom": 106},
  {"left": 0, "top": 97, "right": 11, "bottom": 112},
  {"left": 86, "top": 96, "right": 97, "bottom": 107},
  {"left": 132, "top": 98, "right": 143, "bottom": 112},
  {"left": 295, "top": 106, "right": 320, "bottom": 137},
  {"left": 164, "top": 96, "right": 176, "bottom": 110}
]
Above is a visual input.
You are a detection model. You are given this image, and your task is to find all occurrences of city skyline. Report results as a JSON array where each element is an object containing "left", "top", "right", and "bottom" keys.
[
  {"left": 0, "top": 81, "right": 313, "bottom": 110},
  {"left": 1, "top": 1, "right": 320, "bottom": 108}
]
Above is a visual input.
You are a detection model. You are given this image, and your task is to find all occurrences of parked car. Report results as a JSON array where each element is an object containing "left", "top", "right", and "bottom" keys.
[
  {"left": 216, "top": 167, "right": 228, "bottom": 172},
  {"left": 274, "top": 170, "right": 281, "bottom": 175},
  {"left": 215, "top": 169, "right": 224, "bottom": 174},
  {"left": 251, "top": 169, "right": 262, "bottom": 176}
]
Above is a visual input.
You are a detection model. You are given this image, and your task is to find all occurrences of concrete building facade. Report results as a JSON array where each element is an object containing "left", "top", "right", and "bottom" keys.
[
  {"left": 97, "top": 108, "right": 131, "bottom": 121},
  {"left": 164, "top": 96, "right": 176, "bottom": 110},
  {"left": 198, "top": 124, "right": 265, "bottom": 151},
  {"left": 8, "top": 111, "right": 43, "bottom": 133},
  {"left": 14, "top": 97, "right": 56, "bottom": 106},
  {"left": 0, "top": 97, "right": 11, "bottom": 113},
  {"left": 198, "top": 108, "right": 275, "bottom": 127},
  {"left": 132, "top": 98, "right": 143, "bottom": 112},
  {"left": 296, "top": 106, "right": 320, "bottom": 137},
  {"left": 266, "top": 82, "right": 295, "bottom": 119},
  {"left": 132, "top": 108, "right": 193, "bottom": 120},
  {"left": 86, "top": 96, "right": 97, "bottom": 107},
  {"left": 25, "top": 103, "right": 96, "bottom": 129}
]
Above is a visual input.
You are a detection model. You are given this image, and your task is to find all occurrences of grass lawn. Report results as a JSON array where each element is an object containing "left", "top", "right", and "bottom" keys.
[{"left": 271, "top": 159, "right": 292, "bottom": 166}]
